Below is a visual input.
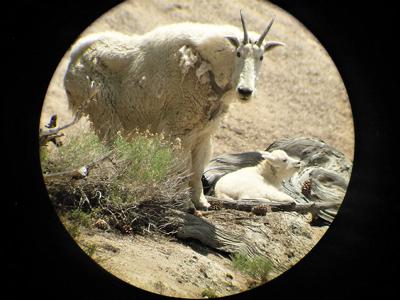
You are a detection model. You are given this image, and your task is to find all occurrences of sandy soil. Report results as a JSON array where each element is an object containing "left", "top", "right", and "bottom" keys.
[
  {"left": 40, "top": 0, "right": 354, "bottom": 298},
  {"left": 74, "top": 209, "right": 327, "bottom": 298},
  {"left": 78, "top": 229, "right": 251, "bottom": 298}
]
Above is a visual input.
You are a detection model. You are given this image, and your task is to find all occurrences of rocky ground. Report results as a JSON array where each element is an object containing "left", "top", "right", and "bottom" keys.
[{"left": 40, "top": 0, "right": 354, "bottom": 298}]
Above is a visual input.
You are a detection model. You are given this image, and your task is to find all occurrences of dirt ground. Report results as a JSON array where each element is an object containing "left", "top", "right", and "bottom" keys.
[
  {"left": 73, "top": 210, "right": 327, "bottom": 298},
  {"left": 40, "top": 0, "right": 354, "bottom": 298},
  {"left": 77, "top": 228, "right": 251, "bottom": 298}
]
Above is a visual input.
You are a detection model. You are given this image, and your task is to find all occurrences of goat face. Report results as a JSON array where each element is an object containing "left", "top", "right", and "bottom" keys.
[
  {"left": 232, "top": 43, "right": 264, "bottom": 100},
  {"left": 226, "top": 11, "right": 284, "bottom": 101},
  {"left": 262, "top": 150, "right": 303, "bottom": 179}
]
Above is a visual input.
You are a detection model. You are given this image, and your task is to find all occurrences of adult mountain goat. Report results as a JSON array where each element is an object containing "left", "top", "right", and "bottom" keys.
[{"left": 64, "top": 11, "right": 284, "bottom": 210}]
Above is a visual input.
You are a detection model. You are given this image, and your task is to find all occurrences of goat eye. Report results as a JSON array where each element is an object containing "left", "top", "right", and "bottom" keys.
[
  {"left": 236, "top": 51, "right": 241, "bottom": 58},
  {"left": 260, "top": 56, "right": 264, "bottom": 61},
  {"left": 283, "top": 159, "right": 287, "bottom": 162}
]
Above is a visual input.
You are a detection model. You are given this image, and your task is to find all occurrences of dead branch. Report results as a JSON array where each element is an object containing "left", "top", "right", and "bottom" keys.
[
  {"left": 39, "top": 115, "right": 79, "bottom": 146},
  {"left": 39, "top": 84, "right": 99, "bottom": 146},
  {"left": 206, "top": 196, "right": 340, "bottom": 217}
]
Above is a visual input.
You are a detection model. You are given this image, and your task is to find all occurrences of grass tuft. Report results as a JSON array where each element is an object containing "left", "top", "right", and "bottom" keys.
[
  {"left": 112, "top": 131, "right": 175, "bottom": 185},
  {"left": 201, "top": 289, "right": 218, "bottom": 298},
  {"left": 41, "top": 132, "right": 107, "bottom": 173},
  {"left": 230, "top": 253, "right": 272, "bottom": 282}
]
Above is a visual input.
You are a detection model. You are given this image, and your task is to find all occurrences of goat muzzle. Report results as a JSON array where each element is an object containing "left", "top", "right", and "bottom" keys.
[{"left": 237, "top": 87, "right": 253, "bottom": 99}]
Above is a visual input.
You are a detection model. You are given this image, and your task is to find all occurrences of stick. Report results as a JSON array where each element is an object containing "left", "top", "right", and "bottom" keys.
[
  {"left": 39, "top": 115, "right": 79, "bottom": 144},
  {"left": 39, "top": 85, "right": 99, "bottom": 146},
  {"left": 205, "top": 196, "right": 340, "bottom": 215},
  {"left": 43, "top": 151, "right": 113, "bottom": 179}
]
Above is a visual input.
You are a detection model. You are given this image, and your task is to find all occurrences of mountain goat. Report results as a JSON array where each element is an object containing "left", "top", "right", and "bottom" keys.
[
  {"left": 214, "top": 150, "right": 302, "bottom": 202},
  {"left": 64, "top": 11, "right": 284, "bottom": 210}
]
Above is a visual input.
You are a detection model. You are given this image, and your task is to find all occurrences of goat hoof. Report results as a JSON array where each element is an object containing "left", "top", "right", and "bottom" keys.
[
  {"left": 193, "top": 210, "right": 203, "bottom": 217},
  {"left": 195, "top": 202, "right": 210, "bottom": 211}
]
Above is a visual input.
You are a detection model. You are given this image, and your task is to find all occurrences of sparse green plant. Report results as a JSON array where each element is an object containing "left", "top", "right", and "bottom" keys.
[
  {"left": 39, "top": 145, "right": 49, "bottom": 171},
  {"left": 58, "top": 208, "right": 94, "bottom": 238},
  {"left": 112, "top": 131, "right": 175, "bottom": 185},
  {"left": 82, "top": 242, "right": 97, "bottom": 257},
  {"left": 41, "top": 131, "right": 107, "bottom": 174},
  {"left": 201, "top": 288, "right": 218, "bottom": 298},
  {"left": 69, "top": 209, "right": 93, "bottom": 227},
  {"left": 62, "top": 218, "right": 81, "bottom": 239},
  {"left": 230, "top": 253, "right": 272, "bottom": 282}
]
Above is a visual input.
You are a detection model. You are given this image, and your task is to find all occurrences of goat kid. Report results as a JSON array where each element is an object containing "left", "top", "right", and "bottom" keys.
[{"left": 214, "top": 150, "right": 302, "bottom": 202}]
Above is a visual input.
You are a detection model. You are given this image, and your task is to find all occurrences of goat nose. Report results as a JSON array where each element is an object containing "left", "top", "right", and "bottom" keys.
[{"left": 238, "top": 87, "right": 253, "bottom": 97}]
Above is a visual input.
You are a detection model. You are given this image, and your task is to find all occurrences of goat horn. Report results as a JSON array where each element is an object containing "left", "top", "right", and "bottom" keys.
[
  {"left": 240, "top": 10, "right": 249, "bottom": 44},
  {"left": 257, "top": 17, "right": 275, "bottom": 47}
]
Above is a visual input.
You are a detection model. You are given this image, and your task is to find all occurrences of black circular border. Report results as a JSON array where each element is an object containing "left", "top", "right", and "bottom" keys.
[{"left": 3, "top": 1, "right": 396, "bottom": 299}]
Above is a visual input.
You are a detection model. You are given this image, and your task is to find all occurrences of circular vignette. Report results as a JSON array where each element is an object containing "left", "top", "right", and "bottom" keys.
[{"left": 37, "top": 0, "right": 357, "bottom": 299}]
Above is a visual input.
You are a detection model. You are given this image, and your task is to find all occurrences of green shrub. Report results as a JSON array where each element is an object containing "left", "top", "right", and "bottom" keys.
[
  {"left": 42, "top": 132, "right": 107, "bottom": 173},
  {"left": 41, "top": 129, "right": 189, "bottom": 235},
  {"left": 82, "top": 243, "right": 97, "bottom": 257},
  {"left": 201, "top": 289, "right": 218, "bottom": 298},
  {"left": 69, "top": 208, "right": 93, "bottom": 227},
  {"left": 112, "top": 132, "right": 175, "bottom": 184},
  {"left": 58, "top": 208, "right": 93, "bottom": 239},
  {"left": 230, "top": 253, "right": 272, "bottom": 282}
]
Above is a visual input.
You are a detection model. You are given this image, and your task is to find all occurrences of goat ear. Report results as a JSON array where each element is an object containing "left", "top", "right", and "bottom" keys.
[
  {"left": 261, "top": 151, "right": 274, "bottom": 161},
  {"left": 263, "top": 41, "right": 285, "bottom": 52},
  {"left": 225, "top": 36, "right": 240, "bottom": 48}
]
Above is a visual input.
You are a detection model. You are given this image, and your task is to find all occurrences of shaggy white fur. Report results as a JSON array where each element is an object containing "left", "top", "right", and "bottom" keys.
[
  {"left": 64, "top": 16, "right": 283, "bottom": 209},
  {"left": 214, "top": 150, "right": 302, "bottom": 202}
]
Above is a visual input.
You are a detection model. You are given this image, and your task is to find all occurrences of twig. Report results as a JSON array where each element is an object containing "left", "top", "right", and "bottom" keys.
[
  {"left": 39, "top": 114, "right": 79, "bottom": 139},
  {"left": 39, "top": 85, "right": 99, "bottom": 146},
  {"left": 78, "top": 187, "right": 92, "bottom": 210},
  {"left": 39, "top": 111, "right": 84, "bottom": 147},
  {"left": 43, "top": 151, "right": 113, "bottom": 179}
]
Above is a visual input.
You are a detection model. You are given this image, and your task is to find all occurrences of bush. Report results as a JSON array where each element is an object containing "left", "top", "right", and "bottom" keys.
[
  {"left": 230, "top": 253, "right": 272, "bottom": 282},
  {"left": 112, "top": 131, "right": 175, "bottom": 185},
  {"left": 41, "top": 129, "right": 190, "bottom": 235},
  {"left": 40, "top": 132, "right": 107, "bottom": 174}
]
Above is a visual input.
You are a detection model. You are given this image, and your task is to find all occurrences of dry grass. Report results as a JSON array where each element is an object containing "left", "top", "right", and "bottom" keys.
[{"left": 41, "top": 129, "right": 192, "bottom": 236}]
